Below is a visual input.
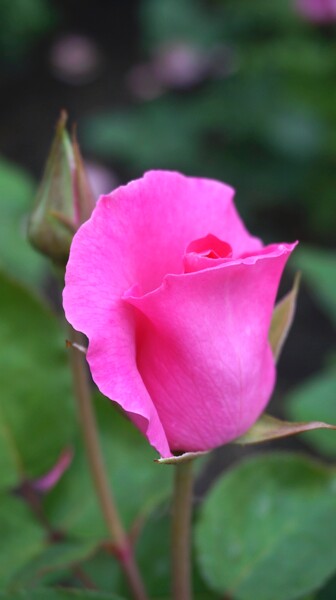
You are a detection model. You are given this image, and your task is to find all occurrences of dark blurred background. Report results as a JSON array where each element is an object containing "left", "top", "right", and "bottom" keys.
[{"left": 0, "top": 0, "right": 335, "bottom": 460}]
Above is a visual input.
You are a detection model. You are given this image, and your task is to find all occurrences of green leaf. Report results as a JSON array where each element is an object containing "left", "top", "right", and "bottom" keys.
[
  {"left": 79, "top": 551, "right": 121, "bottom": 598},
  {"left": 291, "top": 247, "right": 336, "bottom": 327},
  {"left": 235, "top": 413, "right": 336, "bottom": 445},
  {"left": 0, "top": 589, "right": 124, "bottom": 600},
  {"left": 196, "top": 453, "right": 336, "bottom": 600},
  {"left": 12, "top": 541, "right": 99, "bottom": 589},
  {"left": 269, "top": 273, "right": 300, "bottom": 362},
  {"left": 0, "top": 271, "right": 74, "bottom": 488},
  {"left": 44, "top": 395, "right": 173, "bottom": 540},
  {"left": 0, "top": 158, "right": 46, "bottom": 286},
  {"left": 285, "top": 367, "right": 336, "bottom": 457},
  {"left": 0, "top": 493, "right": 45, "bottom": 587}
]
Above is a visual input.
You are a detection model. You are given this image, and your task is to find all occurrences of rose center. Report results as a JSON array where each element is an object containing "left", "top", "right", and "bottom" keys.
[
  {"left": 186, "top": 233, "right": 233, "bottom": 259},
  {"left": 183, "top": 233, "right": 233, "bottom": 274}
]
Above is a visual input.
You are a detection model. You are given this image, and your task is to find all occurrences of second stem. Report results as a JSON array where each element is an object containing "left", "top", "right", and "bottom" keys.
[{"left": 172, "top": 460, "right": 194, "bottom": 600}]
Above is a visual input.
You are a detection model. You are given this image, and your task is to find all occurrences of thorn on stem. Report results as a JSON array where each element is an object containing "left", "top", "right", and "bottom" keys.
[{"left": 65, "top": 339, "right": 87, "bottom": 354}]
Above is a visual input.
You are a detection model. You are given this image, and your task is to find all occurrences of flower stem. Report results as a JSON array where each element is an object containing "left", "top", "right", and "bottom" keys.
[
  {"left": 68, "top": 326, "right": 148, "bottom": 600},
  {"left": 172, "top": 460, "right": 194, "bottom": 600}
]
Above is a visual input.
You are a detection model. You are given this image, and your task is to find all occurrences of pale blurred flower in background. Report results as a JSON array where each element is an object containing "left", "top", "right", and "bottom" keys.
[{"left": 296, "top": 0, "right": 336, "bottom": 22}]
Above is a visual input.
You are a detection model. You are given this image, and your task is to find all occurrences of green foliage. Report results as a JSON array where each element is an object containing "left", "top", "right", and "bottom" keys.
[
  {"left": 134, "top": 509, "right": 177, "bottom": 597},
  {"left": 44, "top": 395, "right": 173, "bottom": 539},
  {"left": 84, "top": 0, "right": 336, "bottom": 239},
  {"left": 80, "top": 552, "right": 121, "bottom": 598},
  {"left": 83, "top": 506, "right": 218, "bottom": 599},
  {"left": 0, "top": 494, "right": 45, "bottom": 588},
  {"left": 0, "top": 0, "right": 56, "bottom": 62},
  {"left": 285, "top": 246, "right": 336, "bottom": 457},
  {"left": 0, "top": 269, "right": 177, "bottom": 594},
  {"left": 141, "top": 0, "right": 222, "bottom": 48},
  {"left": 0, "top": 590, "right": 124, "bottom": 600},
  {"left": 84, "top": 97, "right": 201, "bottom": 174},
  {"left": 2, "top": 1, "right": 336, "bottom": 597},
  {"left": 133, "top": 508, "right": 218, "bottom": 599},
  {"left": 196, "top": 453, "right": 336, "bottom": 600},
  {"left": 13, "top": 541, "right": 99, "bottom": 590},
  {"left": 0, "top": 271, "right": 74, "bottom": 488},
  {"left": 286, "top": 366, "right": 336, "bottom": 457},
  {"left": 316, "top": 573, "right": 336, "bottom": 599},
  {"left": 0, "top": 158, "right": 46, "bottom": 286},
  {"left": 291, "top": 247, "right": 336, "bottom": 327},
  {"left": 134, "top": 508, "right": 171, "bottom": 596}
]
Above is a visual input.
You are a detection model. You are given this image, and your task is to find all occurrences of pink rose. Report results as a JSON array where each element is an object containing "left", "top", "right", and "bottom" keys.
[
  {"left": 295, "top": 0, "right": 336, "bottom": 22},
  {"left": 63, "top": 171, "right": 296, "bottom": 458}
]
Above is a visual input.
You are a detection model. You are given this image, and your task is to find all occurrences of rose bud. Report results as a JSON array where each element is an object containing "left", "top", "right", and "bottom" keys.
[
  {"left": 63, "top": 171, "right": 297, "bottom": 458},
  {"left": 28, "top": 112, "right": 95, "bottom": 265}
]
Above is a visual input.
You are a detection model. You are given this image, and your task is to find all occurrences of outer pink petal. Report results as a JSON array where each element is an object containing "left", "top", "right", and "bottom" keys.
[
  {"left": 63, "top": 171, "right": 261, "bottom": 457},
  {"left": 63, "top": 221, "right": 171, "bottom": 458},
  {"left": 124, "top": 243, "right": 296, "bottom": 453}
]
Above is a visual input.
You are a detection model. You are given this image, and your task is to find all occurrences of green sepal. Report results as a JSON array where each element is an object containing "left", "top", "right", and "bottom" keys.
[
  {"left": 269, "top": 272, "right": 300, "bottom": 362},
  {"left": 235, "top": 413, "right": 336, "bottom": 445}
]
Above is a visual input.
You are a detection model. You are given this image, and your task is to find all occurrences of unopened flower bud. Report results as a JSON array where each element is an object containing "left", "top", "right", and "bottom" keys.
[{"left": 28, "top": 111, "right": 95, "bottom": 265}]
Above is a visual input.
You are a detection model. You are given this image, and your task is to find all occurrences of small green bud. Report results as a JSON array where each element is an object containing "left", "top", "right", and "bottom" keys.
[{"left": 28, "top": 111, "right": 95, "bottom": 265}]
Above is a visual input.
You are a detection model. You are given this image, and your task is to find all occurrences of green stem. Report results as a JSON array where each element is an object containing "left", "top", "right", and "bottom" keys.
[
  {"left": 68, "top": 326, "right": 148, "bottom": 600},
  {"left": 172, "top": 460, "right": 194, "bottom": 600}
]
